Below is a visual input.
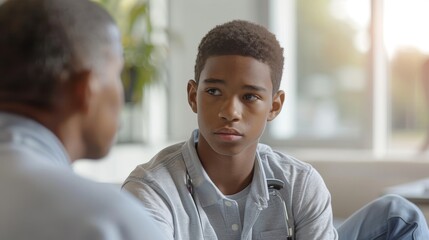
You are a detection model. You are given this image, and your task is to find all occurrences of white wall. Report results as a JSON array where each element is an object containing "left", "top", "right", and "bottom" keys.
[{"left": 167, "top": 0, "right": 269, "bottom": 141}]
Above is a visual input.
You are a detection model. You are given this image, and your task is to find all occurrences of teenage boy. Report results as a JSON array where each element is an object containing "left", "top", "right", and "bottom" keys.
[
  {"left": 123, "top": 20, "right": 429, "bottom": 239},
  {"left": 0, "top": 0, "right": 162, "bottom": 239}
]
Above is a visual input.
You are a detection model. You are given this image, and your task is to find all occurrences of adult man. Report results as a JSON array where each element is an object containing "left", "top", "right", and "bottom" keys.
[{"left": 0, "top": 0, "right": 162, "bottom": 239}]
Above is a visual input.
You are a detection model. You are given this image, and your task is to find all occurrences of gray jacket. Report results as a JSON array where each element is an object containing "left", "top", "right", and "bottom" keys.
[{"left": 123, "top": 130, "right": 338, "bottom": 240}]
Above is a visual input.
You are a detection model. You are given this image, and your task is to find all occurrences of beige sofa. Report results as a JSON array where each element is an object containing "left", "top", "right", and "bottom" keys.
[{"left": 307, "top": 159, "right": 429, "bottom": 221}]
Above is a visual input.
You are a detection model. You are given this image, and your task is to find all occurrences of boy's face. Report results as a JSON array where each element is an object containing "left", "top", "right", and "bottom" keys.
[{"left": 188, "top": 55, "right": 284, "bottom": 157}]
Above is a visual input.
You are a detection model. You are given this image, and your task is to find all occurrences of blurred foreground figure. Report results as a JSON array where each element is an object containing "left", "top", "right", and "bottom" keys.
[{"left": 0, "top": 0, "right": 163, "bottom": 239}]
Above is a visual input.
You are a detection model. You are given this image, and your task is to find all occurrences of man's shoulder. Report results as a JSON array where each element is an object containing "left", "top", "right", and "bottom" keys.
[
  {"left": 0, "top": 160, "right": 162, "bottom": 240},
  {"left": 10, "top": 165, "right": 143, "bottom": 209},
  {"left": 56, "top": 170, "right": 160, "bottom": 224}
]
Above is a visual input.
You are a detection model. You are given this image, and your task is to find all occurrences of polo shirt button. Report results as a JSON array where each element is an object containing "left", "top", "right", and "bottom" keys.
[
  {"left": 225, "top": 201, "right": 232, "bottom": 207},
  {"left": 231, "top": 224, "right": 239, "bottom": 231}
]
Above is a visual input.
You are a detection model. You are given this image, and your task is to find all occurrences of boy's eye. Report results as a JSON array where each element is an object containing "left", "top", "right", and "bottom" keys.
[
  {"left": 206, "top": 88, "right": 221, "bottom": 96},
  {"left": 243, "top": 94, "right": 260, "bottom": 102}
]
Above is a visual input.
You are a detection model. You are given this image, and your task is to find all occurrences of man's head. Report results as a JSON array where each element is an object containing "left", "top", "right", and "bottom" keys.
[
  {"left": 188, "top": 20, "right": 285, "bottom": 158},
  {"left": 194, "top": 20, "right": 284, "bottom": 92},
  {"left": 0, "top": 0, "right": 124, "bottom": 160}
]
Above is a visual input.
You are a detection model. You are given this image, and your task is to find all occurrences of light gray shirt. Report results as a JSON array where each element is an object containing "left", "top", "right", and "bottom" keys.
[
  {"left": 0, "top": 112, "right": 163, "bottom": 240},
  {"left": 225, "top": 184, "right": 250, "bottom": 229},
  {"left": 123, "top": 130, "right": 338, "bottom": 240}
]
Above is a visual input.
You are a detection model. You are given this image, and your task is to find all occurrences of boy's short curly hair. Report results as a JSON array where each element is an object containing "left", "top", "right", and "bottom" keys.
[{"left": 194, "top": 20, "right": 284, "bottom": 92}]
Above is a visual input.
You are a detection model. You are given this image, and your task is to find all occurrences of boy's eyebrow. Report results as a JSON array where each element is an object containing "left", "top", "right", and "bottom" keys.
[
  {"left": 243, "top": 85, "right": 267, "bottom": 92},
  {"left": 202, "top": 78, "right": 225, "bottom": 85},
  {"left": 202, "top": 78, "right": 268, "bottom": 92}
]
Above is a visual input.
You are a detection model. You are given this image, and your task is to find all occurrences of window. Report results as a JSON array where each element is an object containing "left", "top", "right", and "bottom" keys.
[
  {"left": 386, "top": 0, "right": 429, "bottom": 155},
  {"left": 267, "top": 0, "right": 371, "bottom": 149},
  {"left": 267, "top": 0, "right": 429, "bottom": 158}
]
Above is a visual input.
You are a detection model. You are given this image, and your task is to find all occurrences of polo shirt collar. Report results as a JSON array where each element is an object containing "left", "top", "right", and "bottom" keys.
[{"left": 182, "top": 129, "right": 269, "bottom": 209}]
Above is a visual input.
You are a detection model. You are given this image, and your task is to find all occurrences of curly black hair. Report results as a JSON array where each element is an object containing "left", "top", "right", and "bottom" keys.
[{"left": 194, "top": 20, "right": 284, "bottom": 92}]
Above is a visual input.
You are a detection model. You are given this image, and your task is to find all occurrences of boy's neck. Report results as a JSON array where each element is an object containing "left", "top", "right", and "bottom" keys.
[{"left": 196, "top": 139, "right": 257, "bottom": 195}]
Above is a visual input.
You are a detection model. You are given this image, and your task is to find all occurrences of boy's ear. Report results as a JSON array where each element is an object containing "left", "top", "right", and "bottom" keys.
[
  {"left": 267, "top": 90, "right": 285, "bottom": 121},
  {"left": 187, "top": 80, "right": 198, "bottom": 113}
]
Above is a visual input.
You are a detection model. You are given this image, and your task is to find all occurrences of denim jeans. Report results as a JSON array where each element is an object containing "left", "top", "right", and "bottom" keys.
[{"left": 337, "top": 194, "right": 429, "bottom": 240}]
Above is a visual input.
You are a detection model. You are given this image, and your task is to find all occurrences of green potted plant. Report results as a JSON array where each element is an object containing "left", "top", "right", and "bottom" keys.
[
  {"left": 95, "top": 0, "right": 161, "bottom": 103},
  {"left": 94, "top": 0, "right": 166, "bottom": 143}
]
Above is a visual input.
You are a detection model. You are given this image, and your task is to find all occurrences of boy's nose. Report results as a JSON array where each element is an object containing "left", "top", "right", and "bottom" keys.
[{"left": 218, "top": 98, "right": 241, "bottom": 121}]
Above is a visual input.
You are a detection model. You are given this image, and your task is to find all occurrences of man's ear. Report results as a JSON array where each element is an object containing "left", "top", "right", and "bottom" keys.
[
  {"left": 67, "top": 70, "right": 93, "bottom": 114},
  {"left": 187, "top": 80, "right": 198, "bottom": 113},
  {"left": 268, "top": 90, "right": 285, "bottom": 121}
]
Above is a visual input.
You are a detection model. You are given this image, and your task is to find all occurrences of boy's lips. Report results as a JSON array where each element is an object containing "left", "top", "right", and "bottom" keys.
[
  {"left": 213, "top": 128, "right": 243, "bottom": 141},
  {"left": 214, "top": 128, "right": 243, "bottom": 136}
]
